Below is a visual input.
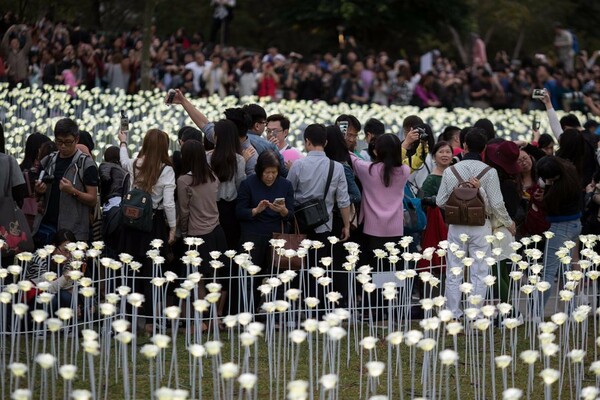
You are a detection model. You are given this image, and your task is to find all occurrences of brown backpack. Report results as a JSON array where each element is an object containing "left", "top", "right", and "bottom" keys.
[{"left": 444, "top": 166, "right": 491, "bottom": 226}]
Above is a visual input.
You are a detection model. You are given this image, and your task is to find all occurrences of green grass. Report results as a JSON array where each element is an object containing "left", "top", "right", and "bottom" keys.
[{"left": 3, "top": 320, "right": 598, "bottom": 400}]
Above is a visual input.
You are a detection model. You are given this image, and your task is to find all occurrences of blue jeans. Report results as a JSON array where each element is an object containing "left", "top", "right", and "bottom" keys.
[
  {"left": 542, "top": 220, "right": 581, "bottom": 307},
  {"left": 51, "top": 289, "right": 73, "bottom": 312}
]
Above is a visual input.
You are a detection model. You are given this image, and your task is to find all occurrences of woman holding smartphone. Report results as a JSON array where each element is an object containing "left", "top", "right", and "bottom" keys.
[{"left": 236, "top": 150, "right": 294, "bottom": 272}]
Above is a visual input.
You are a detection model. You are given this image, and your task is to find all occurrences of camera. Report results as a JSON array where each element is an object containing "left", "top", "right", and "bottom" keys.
[
  {"left": 416, "top": 127, "right": 428, "bottom": 141},
  {"left": 563, "top": 91, "right": 584, "bottom": 100},
  {"left": 39, "top": 170, "right": 54, "bottom": 184},
  {"left": 532, "top": 89, "right": 546, "bottom": 99}
]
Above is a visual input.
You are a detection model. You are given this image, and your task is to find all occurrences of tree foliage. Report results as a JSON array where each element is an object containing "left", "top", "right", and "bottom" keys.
[{"left": 1, "top": 0, "right": 599, "bottom": 60}]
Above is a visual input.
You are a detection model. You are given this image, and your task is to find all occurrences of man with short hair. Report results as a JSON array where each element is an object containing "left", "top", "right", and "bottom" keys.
[
  {"left": 335, "top": 114, "right": 361, "bottom": 155},
  {"left": 1, "top": 24, "right": 31, "bottom": 86},
  {"left": 185, "top": 51, "right": 208, "bottom": 95},
  {"left": 266, "top": 113, "right": 304, "bottom": 165},
  {"left": 359, "top": 118, "right": 385, "bottom": 161},
  {"left": 436, "top": 128, "right": 515, "bottom": 319},
  {"left": 170, "top": 90, "right": 287, "bottom": 176},
  {"left": 33, "top": 118, "right": 99, "bottom": 245},
  {"left": 241, "top": 104, "right": 287, "bottom": 176},
  {"left": 287, "top": 124, "right": 351, "bottom": 242}
]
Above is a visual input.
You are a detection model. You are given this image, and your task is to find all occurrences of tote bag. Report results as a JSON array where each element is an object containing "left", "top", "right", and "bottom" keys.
[{"left": 0, "top": 158, "right": 34, "bottom": 256}]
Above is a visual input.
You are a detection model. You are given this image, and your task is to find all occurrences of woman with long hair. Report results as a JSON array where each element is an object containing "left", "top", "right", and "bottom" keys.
[
  {"left": 324, "top": 125, "right": 361, "bottom": 303},
  {"left": 178, "top": 139, "right": 227, "bottom": 308},
  {"left": 350, "top": 133, "right": 410, "bottom": 250},
  {"left": 556, "top": 128, "right": 595, "bottom": 189},
  {"left": 484, "top": 140, "right": 522, "bottom": 303},
  {"left": 21, "top": 133, "right": 51, "bottom": 172},
  {"left": 118, "top": 128, "right": 176, "bottom": 328},
  {"left": 517, "top": 149, "right": 549, "bottom": 238},
  {"left": 536, "top": 156, "right": 582, "bottom": 307},
  {"left": 206, "top": 119, "right": 246, "bottom": 249}
]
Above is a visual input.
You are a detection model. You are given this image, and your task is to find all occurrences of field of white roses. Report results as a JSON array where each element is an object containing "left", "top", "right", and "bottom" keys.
[
  {"left": 0, "top": 83, "right": 579, "bottom": 162},
  {"left": 2, "top": 84, "right": 600, "bottom": 400}
]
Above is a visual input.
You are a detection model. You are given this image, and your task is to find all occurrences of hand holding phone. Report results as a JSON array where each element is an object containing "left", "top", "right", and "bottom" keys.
[
  {"left": 532, "top": 89, "right": 546, "bottom": 99},
  {"left": 120, "top": 110, "right": 129, "bottom": 132},
  {"left": 273, "top": 198, "right": 285, "bottom": 205}
]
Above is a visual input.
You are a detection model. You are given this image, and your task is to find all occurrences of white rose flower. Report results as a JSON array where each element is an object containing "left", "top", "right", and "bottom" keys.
[
  {"left": 205, "top": 340, "right": 223, "bottom": 355},
  {"left": 112, "top": 319, "right": 130, "bottom": 333},
  {"left": 417, "top": 338, "right": 437, "bottom": 351},
  {"left": 69, "top": 390, "right": 94, "bottom": 400},
  {"left": 567, "top": 349, "right": 585, "bottom": 363},
  {"left": 10, "top": 389, "right": 32, "bottom": 400},
  {"left": 242, "top": 242, "right": 254, "bottom": 251},
  {"left": 8, "top": 362, "right": 28, "bottom": 377},
  {"left": 366, "top": 361, "right": 385, "bottom": 377},
  {"left": 581, "top": 387, "right": 599, "bottom": 400},
  {"left": 386, "top": 331, "right": 403, "bottom": 345},
  {"left": 139, "top": 344, "right": 160, "bottom": 359},
  {"left": 360, "top": 336, "right": 378, "bottom": 350},
  {"left": 115, "top": 332, "right": 133, "bottom": 344},
  {"left": 439, "top": 349, "right": 459, "bottom": 365},
  {"left": 151, "top": 334, "right": 171, "bottom": 349},
  {"left": 326, "top": 327, "right": 346, "bottom": 341},
  {"left": 238, "top": 373, "right": 257, "bottom": 390},
  {"left": 495, "top": 355, "right": 512, "bottom": 369},
  {"left": 302, "top": 319, "right": 319, "bottom": 332},
  {"left": 239, "top": 332, "right": 256, "bottom": 346},
  {"left": 289, "top": 330, "right": 307, "bottom": 344},
  {"left": 404, "top": 330, "right": 423, "bottom": 346},
  {"left": 539, "top": 368, "right": 560, "bottom": 385},
  {"left": 502, "top": 388, "right": 523, "bottom": 400},
  {"left": 219, "top": 362, "right": 239, "bottom": 379},
  {"left": 205, "top": 292, "right": 221, "bottom": 303},
  {"left": 35, "top": 353, "right": 56, "bottom": 369}
]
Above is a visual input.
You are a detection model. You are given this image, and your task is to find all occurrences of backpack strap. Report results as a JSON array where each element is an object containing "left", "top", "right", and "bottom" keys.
[
  {"left": 475, "top": 166, "right": 492, "bottom": 181},
  {"left": 450, "top": 166, "right": 465, "bottom": 184},
  {"left": 323, "top": 160, "right": 334, "bottom": 200}
]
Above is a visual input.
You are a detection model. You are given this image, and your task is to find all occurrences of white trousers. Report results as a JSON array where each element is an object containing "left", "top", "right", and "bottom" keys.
[{"left": 444, "top": 220, "right": 492, "bottom": 318}]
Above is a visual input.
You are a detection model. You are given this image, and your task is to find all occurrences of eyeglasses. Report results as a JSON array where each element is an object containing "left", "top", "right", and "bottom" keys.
[
  {"left": 55, "top": 138, "right": 76, "bottom": 147},
  {"left": 266, "top": 128, "right": 283, "bottom": 135}
]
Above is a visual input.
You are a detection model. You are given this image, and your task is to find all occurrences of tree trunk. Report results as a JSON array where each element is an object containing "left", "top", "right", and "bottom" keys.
[
  {"left": 447, "top": 25, "right": 468, "bottom": 65},
  {"left": 140, "top": 0, "right": 156, "bottom": 91},
  {"left": 512, "top": 27, "right": 525, "bottom": 60},
  {"left": 90, "top": 0, "right": 102, "bottom": 29},
  {"left": 483, "top": 26, "right": 495, "bottom": 45}
]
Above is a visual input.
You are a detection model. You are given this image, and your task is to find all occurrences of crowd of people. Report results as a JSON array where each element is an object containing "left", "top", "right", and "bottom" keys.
[
  {"left": 3, "top": 15, "right": 600, "bottom": 116},
  {"left": 1, "top": 81, "right": 600, "bottom": 331}
]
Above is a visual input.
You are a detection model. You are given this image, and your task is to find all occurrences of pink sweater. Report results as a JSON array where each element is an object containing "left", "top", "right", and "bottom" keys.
[{"left": 351, "top": 154, "right": 410, "bottom": 237}]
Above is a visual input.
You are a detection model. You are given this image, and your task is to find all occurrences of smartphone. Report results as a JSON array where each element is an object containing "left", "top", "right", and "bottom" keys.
[
  {"left": 273, "top": 198, "right": 285, "bottom": 205},
  {"left": 166, "top": 89, "right": 176, "bottom": 106},
  {"left": 532, "top": 117, "right": 540, "bottom": 131},
  {"left": 120, "top": 110, "right": 129, "bottom": 132},
  {"left": 532, "top": 89, "right": 546, "bottom": 99},
  {"left": 338, "top": 121, "right": 349, "bottom": 135}
]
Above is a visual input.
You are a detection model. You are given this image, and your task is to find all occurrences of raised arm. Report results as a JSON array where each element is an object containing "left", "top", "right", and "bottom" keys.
[
  {"left": 171, "top": 89, "right": 211, "bottom": 130},
  {"left": 540, "top": 89, "right": 563, "bottom": 139}
]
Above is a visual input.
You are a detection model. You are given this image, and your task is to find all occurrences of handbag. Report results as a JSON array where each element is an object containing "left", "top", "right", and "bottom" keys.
[
  {"left": 294, "top": 160, "right": 334, "bottom": 232},
  {"left": 403, "top": 183, "right": 427, "bottom": 234},
  {"left": 21, "top": 170, "right": 38, "bottom": 230},
  {"left": 0, "top": 157, "right": 35, "bottom": 256},
  {"left": 272, "top": 219, "right": 307, "bottom": 270},
  {"left": 417, "top": 206, "right": 448, "bottom": 271}
]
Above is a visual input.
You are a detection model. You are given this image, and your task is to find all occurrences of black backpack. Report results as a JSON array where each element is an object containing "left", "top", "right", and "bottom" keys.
[{"left": 120, "top": 162, "right": 162, "bottom": 232}]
